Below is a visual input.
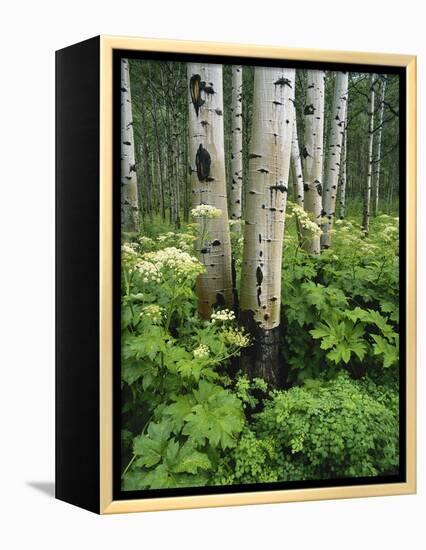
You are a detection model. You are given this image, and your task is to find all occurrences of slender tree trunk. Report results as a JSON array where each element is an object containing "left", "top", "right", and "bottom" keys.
[
  {"left": 239, "top": 67, "right": 295, "bottom": 387},
  {"left": 362, "top": 74, "right": 375, "bottom": 233},
  {"left": 290, "top": 117, "right": 304, "bottom": 208},
  {"left": 321, "top": 71, "right": 349, "bottom": 248},
  {"left": 302, "top": 70, "right": 325, "bottom": 255},
  {"left": 338, "top": 124, "right": 347, "bottom": 219},
  {"left": 374, "top": 77, "right": 387, "bottom": 216},
  {"left": 230, "top": 66, "right": 243, "bottom": 231},
  {"left": 187, "top": 62, "right": 234, "bottom": 318},
  {"left": 121, "top": 58, "right": 140, "bottom": 232},
  {"left": 140, "top": 100, "right": 153, "bottom": 221}
]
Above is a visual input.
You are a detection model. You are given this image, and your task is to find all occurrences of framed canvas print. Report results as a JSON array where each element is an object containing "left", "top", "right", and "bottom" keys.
[{"left": 55, "top": 36, "right": 416, "bottom": 514}]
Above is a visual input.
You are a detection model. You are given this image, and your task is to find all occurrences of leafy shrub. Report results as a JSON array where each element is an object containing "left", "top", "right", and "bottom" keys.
[
  {"left": 214, "top": 374, "right": 399, "bottom": 484},
  {"left": 255, "top": 374, "right": 399, "bottom": 480}
]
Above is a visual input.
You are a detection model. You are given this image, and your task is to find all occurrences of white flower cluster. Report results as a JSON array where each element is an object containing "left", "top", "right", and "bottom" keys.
[
  {"left": 136, "top": 260, "right": 161, "bottom": 283},
  {"left": 193, "top": 344, "right": 210, "bottom": 359},
  {"left": 144, "top": 247, "right": 204, "bottom": 279},
  {"left": 191, "top": 204, "right": 222, "bottom": 219},
  {"left": 177, "top": 232, "right": 197, "bottom": 252},
  {"left": 229, "top": 219, "right": 242, "bottom": 227},
  {"left": 222, "top": 327, "right": 251, "bottom": 348},
  {"left": 138, "top": 236, "right": 153, "bottom": 246},
  {"left": 140, "top": 304, "right": 164, "bottom": 323},
  {"left": 292, "top": 205, "right": 322, "bottom": 236},
  {"left": 211, "top": 309, "right": 236, "bottom": 324},
  {"left": 121, "top": 242, "right": 139, "bottom": 256}
]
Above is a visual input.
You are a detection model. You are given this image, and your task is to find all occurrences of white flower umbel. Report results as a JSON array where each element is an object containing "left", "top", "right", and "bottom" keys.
[
  {"left": 121, "top": 242, "right": 139, "bottom": 256},
  {"left": 191, "top": 204, "right": 223, "bottom": 219},
  {"left": 140, "top": 304, "right": 164, "bottom": 324},
  {"left": 144, "top": 247, "right": 204, "bottom": 279},
  {"left": 193, "top": 344, "right": 210, "bottom": 359},
  {"left": 292, "top": 205, "right": 322, "bottom": 237},
  {"left": 211, "top": 308, "right": 236, "bottom": 324},
  {"left": 222, "top": 327, "right": 251, "bottom": 348},
  {"left": 135, "top": 260, "right": 161, "bottom": 283}
]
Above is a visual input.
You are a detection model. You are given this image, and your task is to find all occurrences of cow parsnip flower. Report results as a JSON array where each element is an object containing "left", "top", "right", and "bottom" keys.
[
  {"left": 140, "top": 304, "right": 164, "bottom": 324},
  {"left": 291, "top": 205, "right": 322, "bottom": 236},
  {"left": 144, "top": 247, "right": 204, "bottom": 279},
  {"left": 222, "top": 327, "right": 251, "bottom": 348},
  {"left": 121, "top": 242, "right": 139, "bottom": 256},
  {"left": 211, "top": 309, "right": 236, "bottom": 324},
  {"left": 193, "top": 344, "right": 210, "bottom": 359},
  {"left": 135, "top": 260, "right": 161, "bottom": 283},
  {"left": 191, "top": 204, "right": 223, "bottom": 219}
]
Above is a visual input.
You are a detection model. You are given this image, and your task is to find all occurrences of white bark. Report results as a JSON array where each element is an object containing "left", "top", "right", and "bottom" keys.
[
  {"left": 187, "top": 62, "right": 233, "bottom": 318},
  {"left": 240, "top": 67, "right": 295, "bottom": 331},
  {"left": 338, "top": 125, "right": 347, "bottom": 219},
  {"left": 374, "top": 77, "right": 387, "bottom": 216},
  {"left": 291, "top": 116, "right": 304, "bottom": 208},
  {"left": 230, "top": 66, "right": 243, "bottom": 230},
  {"left": 321, "top": 71, "right": 349, "bottom": 248},
  {"left": 121, "top": 58, "right": 140, "bottom": 232},
  {"left": 302, "top": 70, "right": 325, "bottom": 255},
  {"left": 362, "top": 74, "right": 375, "bottom": 233}
]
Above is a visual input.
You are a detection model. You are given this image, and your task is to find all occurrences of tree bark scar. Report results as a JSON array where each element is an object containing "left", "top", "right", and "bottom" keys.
[
  {"left": 270, "top": 184, "right": 287, "bottom": 193},
  {"left": 195, "top": 144, "right": 211, "bottom": 182},
  {"left": 256, "top": 266, "right": 263, "bottom": 286},
  {"left": 274, "top": 77, "right": 292, "bottom": 88},
  {"left": 189, "top": 74, "right": 205, "bottom": 117},
  {"left": 213, "top": 292, "right": 225, "bottom": 308}
]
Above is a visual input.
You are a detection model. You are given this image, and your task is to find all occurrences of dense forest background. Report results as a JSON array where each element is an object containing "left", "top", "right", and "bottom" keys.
[
  {"left": 127, "top": 61, "right": 400, "bottom": 225},
  {"left": 120, "top": 58, "right": 401, "bottom": 491}
]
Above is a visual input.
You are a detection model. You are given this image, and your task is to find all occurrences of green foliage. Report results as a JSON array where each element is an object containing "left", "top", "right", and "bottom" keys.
[
  {"left": 121, "top": 213, "right": 400, "bottom": 490},
  {"left": 215, "top": 374, "right": 399, "bottom": 483},
  {"left": 281, "top": 213, "right": 399, "bottom": 384},
  {"left": 120, "top": 228, "right": 249, "bottom": 490}
]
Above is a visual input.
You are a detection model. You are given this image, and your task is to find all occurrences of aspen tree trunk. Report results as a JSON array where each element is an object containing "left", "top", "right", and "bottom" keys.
[
  {"left": 187, "top": 63, "right": 233, "bottom": 318},
  {"left": 321, "top": 71, "right": 349, "bottom": 248},
  {"left": 291, "top": 116, "right": 304, "bottom": 208},
  {"left": 338, "top": 125, "right": 347, "bottom": 219},
  {"left": 230, "top": 66, "right": 243, "bottom": 230},
  {"left": 374, "top": 77, "right": 387, "bottom": 216},
  {"left": 302, "top": 70, "right": 325, "bottom": 255},
  {"left": 121, "top": 59, "right": 140, "bottom": 232},
  {"left": 239, "top": 67, "right": 295, "bottom": 387},
  {"left": 362, "top": 74, "right": 375, "bottom": 233}
]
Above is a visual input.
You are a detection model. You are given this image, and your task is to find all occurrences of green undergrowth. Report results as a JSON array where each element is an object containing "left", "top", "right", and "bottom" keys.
[{"left": 120, "top": 209, "right": 400, "bottom": 490}]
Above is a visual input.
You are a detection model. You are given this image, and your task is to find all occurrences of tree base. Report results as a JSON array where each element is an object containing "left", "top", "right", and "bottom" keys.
[{"left": 239, "top": 311, "right": 283, "bottom": 388}]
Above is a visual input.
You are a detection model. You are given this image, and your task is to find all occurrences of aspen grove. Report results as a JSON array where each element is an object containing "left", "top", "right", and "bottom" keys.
[{"left": 121, "top": 58, "right": 401, "bottom": 491}]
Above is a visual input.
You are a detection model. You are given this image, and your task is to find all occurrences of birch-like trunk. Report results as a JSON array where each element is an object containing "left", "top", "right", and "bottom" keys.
[
  {"left": 187, "top": 63, "right": 233, "bottom": 318},
  {"left": 374, "top": 77, "right": 387, "bottom": 216},
  {"left": 291, "top": 117, "right": 304, "bottom": 207},
  {"left": 302, "top": 70, "right": 325, "bottom": 255},
  {"left": 121, "top": 58, "right": 140, "bottom": 232},
  {"left": 230, "top": 66, "right": 243, "bottom": 230},
  {"left": 362, "top": 74, "right": 375, "bottom": 233},
  {"left": 239, "top": 67, "right": 295, "bottom": 387},
  {"left": 321, "top": 71, "right": 349, "bottom": 248},
  {"left": 338, "top": 125, "right": 347, "bottom": 219}
]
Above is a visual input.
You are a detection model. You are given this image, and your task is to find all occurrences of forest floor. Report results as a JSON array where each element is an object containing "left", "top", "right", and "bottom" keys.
[{"left": 120, "top": 207, "right": 400, "bottom": 490}]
